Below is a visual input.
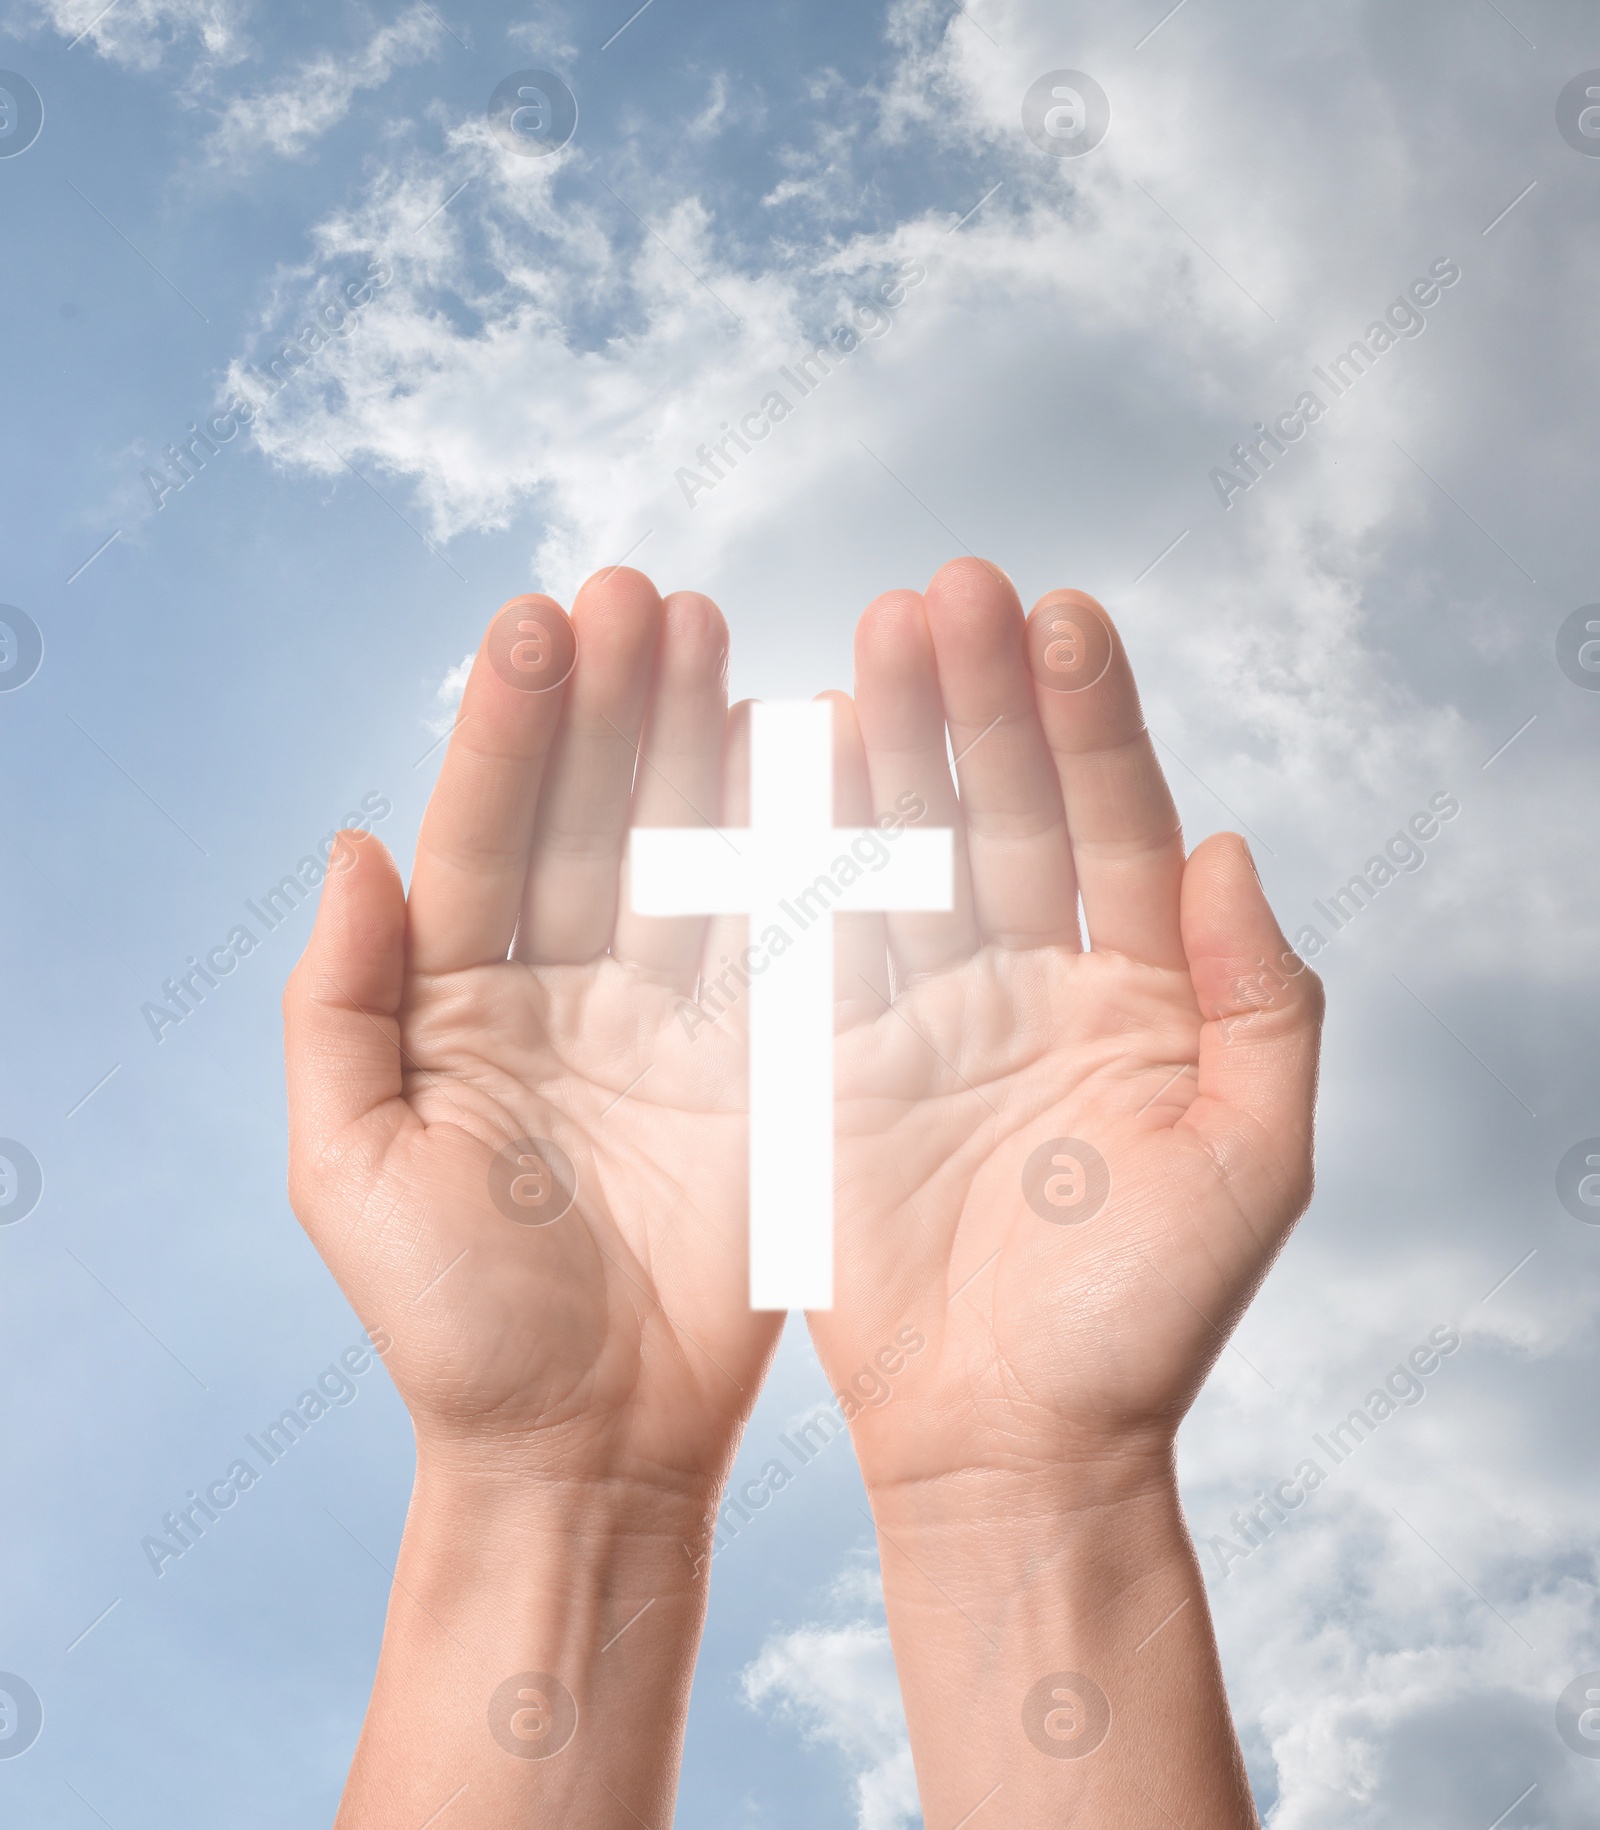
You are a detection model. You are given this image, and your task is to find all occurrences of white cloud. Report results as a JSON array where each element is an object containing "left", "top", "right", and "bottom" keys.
[
  {"left": 204, "top": 1, "right": 1600, "bottom": 989},
  {"left": 221, "top": 123, "right": 1451, "bottom": 843},
  {"left": 505, "top": 12, "right": 575, "bottom": 63},
  {"left": 1180, "top": 1218, "right": 1600, "bottom": 1823},
  {"left": 742, "top": 1569, "right": 920, "bottom": 1830},
  {"left": 1202, "top": 1481, "right": 1600, "bottom": 1826},
  {"left": 427, "top": 650, "right": 472, "bottom": 735},
  {"left": 203, "top": 3, "right": 448, "bottom": 164},
  {"left": 686, "top": 71, "right": 735, "bottom": 143},
  {"left": 19, "top": 0, "right": 250, "bottom": 67}
]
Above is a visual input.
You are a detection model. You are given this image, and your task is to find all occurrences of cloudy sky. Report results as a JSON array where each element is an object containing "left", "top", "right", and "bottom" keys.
[{"left": 2, "top": 0, "right": 1599, "bottom": 1823}]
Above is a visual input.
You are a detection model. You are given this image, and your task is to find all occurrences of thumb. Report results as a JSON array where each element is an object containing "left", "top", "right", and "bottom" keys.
[
  {"left": 1179, "top": 833, "right": 1324, "bottom": 1226},
  {"left": 283, "top": 830, "right": 408, "bottom": 1196}
]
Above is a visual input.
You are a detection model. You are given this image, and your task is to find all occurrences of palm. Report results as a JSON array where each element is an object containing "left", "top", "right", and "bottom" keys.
[
  {"left": 809, "top": 566, "right": 1320, "bottom": 1493},
  {"left": 397, "top": 964, "right": 758, "bottom": 1458},
  {"left": 286, "top": 576, "right": 779, "bottom": 1496},
  {"left": 831, "top": 949, "right": 1209, "bottom": 1485}
]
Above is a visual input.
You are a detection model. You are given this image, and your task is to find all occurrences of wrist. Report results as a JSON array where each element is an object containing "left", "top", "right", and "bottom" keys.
[
  {"left": 334, "top": 1454, "right": 716, "bottom": 1828},
  {"left": 397, "top": 1450, "right": 723, "bottom": 1660},
  {"left": 410, "top": 1440, "right": 721, "bottom": 1548},
  {"left": 862, "top": 1456, "right": 1255, "bottom": 1828},
  {"left": 397, "top": 1464, "right": 711, "bottom": 1728},
  {"left": 866, "top": 1455, "right": 1195, "bottom": 1662},
  {"left": 865, "top": 1438, "right": 1181, "bottom": 1553}
]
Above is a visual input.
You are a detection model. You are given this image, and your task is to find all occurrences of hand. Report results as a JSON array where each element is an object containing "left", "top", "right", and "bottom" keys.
[
  {"left": 815, "top": 556, "right": 1320, "bottom": 1488},
  {"left": 809, "top": 558, "right": 1322, "bottom": 1826},
  {"left": 283, "top": 568, "right": 778, "bottom": 1826}
]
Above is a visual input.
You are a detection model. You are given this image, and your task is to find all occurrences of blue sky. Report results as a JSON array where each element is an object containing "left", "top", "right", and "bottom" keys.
[{"left": 3, "top": 1, "right": 1600, "bottom": 1825}]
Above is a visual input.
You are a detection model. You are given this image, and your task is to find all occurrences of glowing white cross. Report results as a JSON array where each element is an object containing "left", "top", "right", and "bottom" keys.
[{"left": 629, "top": 701, "right": 952, "bottom": 1310}]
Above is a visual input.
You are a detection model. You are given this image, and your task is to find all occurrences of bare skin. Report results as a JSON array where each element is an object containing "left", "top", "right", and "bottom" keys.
[
  {"left": 285, "top": 570, "right": 776, "bottom": 1826},
  {"left": 284, "top": 558, "right": 1320, "bottom": 1826},
  {"left": 813, "top": 560, "right": 1322, "bottom": 1824}
]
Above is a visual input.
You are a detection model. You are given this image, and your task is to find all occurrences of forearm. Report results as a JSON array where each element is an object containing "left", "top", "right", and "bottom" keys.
[
  {"left": 869, "top": 1458, "right": 1256, "bottom": 1828},
  {"left": 336, "top": 1456, "right": 712, "bottom": 1828}
]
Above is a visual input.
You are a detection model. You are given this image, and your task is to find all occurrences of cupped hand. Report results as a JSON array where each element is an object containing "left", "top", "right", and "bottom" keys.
[
  {"left": 812, "top": 558, "right": 1323, "bottom": 1502},
  {"left": 284, "top": 568, "right": 778, "bottom": 1505}
]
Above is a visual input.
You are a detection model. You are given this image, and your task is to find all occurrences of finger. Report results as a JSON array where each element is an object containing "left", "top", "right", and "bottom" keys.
[
  {"left": 698, "top": 700, "right": 753, "bottom": 1033},
  {"left": 821, "top": 690, "right": 892, "bottom": 1018},
  {"left": 514, "top": 567, "right": 664, "bottom": 964},
  {"left": 1178, "top": 834, "right": 1324, "bottom": 1241},
  {"left": 1026, "top": 590, "right": 1187, "bottom": 969},
  {"left": 284, "top": 831, "right": 410, "bottom": 1205},
  {"left": 611, "top": 592, "right": 731, "bottom": 986},
  {"left": 853, "top": 589, "right": 981, "bottom": 976},
  {"left": 921, "top": 558, "right": 1081, "bottom": 950},
  {"left": 407, "top": 595, "right": 575, "bottom": 974}
]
